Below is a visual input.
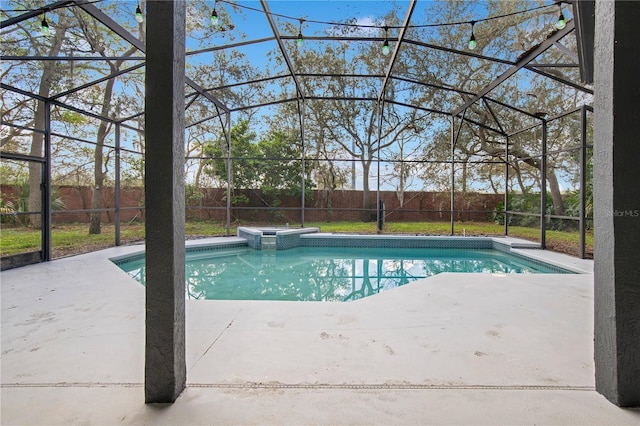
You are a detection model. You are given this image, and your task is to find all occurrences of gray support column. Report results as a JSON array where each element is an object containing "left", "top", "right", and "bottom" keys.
[
  {"left": 144, "top": 0, "right": 187, "bottom": 404},
  {"left": 593, "top": 0, "right": 640, "bottom": 407}
]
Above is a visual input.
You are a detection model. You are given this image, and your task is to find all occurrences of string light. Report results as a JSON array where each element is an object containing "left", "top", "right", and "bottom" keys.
[
  {"left": 214, "top": 0, "right": 556, "bottom": 33},
  {"left": 468, "top": 21, "right": 476, "bottom": 50},
  {"left": 11, "top": 0, "right": 566, "bottom": 47},
  {"left": 135, "top": 3, "right": 143, "bottom": 23},
  {"left": 382, "top": 27, "right": 390, "bottom": 55},
  {"left": 211, "top": 1, "right": 218, "bottom": 26},
  {"left": 41, "top": 12, "right": 49, "bottom": 35},
  {"left": 556, "top": 3, "right": 566, "bottom": 30},
  {"left": 297, "top": 19, "right": 304, "bottom": 46}
]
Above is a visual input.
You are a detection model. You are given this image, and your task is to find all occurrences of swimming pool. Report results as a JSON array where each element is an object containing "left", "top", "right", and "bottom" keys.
[{"left": 115, "top": 245, "right": 572, "bottom": 302}]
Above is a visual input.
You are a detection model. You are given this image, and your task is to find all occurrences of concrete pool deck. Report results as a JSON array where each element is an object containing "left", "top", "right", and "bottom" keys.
[{"left": 1, "top": 237, "right": 639, "bottom": 425}]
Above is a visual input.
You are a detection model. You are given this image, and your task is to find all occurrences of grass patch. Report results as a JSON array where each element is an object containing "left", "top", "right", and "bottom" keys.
[{"left": 1, "top": 220, "right": 593, "bottom": 259}]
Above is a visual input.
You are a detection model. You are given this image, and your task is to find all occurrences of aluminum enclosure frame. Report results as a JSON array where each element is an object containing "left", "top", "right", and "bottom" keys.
[{"left": 0, "top": 0, "right": 593, "bottom": 266}]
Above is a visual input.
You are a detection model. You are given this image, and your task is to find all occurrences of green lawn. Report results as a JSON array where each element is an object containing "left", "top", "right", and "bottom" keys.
[{"left": 0, "top": 220, "right": 593, "bottom": 259}]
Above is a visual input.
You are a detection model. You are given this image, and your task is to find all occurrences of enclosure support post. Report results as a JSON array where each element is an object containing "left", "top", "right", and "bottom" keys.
[
  {"left": 450, "top": 110, "right": 467, "bottom": 235},
  {"left": 450, "top": 115, "right": 455, "bottom": 235},
  {"left": 504, "top": 135, "right": 509, "bottom": 236},
  {"left": 579, "top": 106, "right": 587, "bottom": 259},
  {"left": 114, "top": 122, "right": 121, "bottom": 246},
  {"left": 225, "top": 112, "right": 231, "bottom": 236},
  {"left": 42, "top": 100, "right": 52, "bottom": 261},
  {"left": 144, "top": 0, "right": 186, "bottom": 404},
  {"left": 376, "top": 100, "right": 384, "bottom": 233},
  {"left": 540, "top": 120, "right": 547, "bottom": 249},
  {"left": 299, "top": 99, "right": 305, "bottom": 227},
  {"left": 593, "top": 0, "right": 640, "bottom": 407}
]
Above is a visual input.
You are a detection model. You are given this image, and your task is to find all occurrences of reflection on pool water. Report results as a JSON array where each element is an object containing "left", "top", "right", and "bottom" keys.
[{"left": 116, "top": 246, "right": 570, "bottom": 302}]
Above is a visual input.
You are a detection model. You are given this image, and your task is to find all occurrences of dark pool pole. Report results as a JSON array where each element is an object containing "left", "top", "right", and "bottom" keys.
[
  {"left": 299, "top": 98, "right": 305, "bottom": 227},
  {"left": 376, "top": 100, "right": 384, "bottom": 233},
  {"left": 42, "top": 100, "right": 52, "bottom": 261},
  {"left": 114, "top": 122, "right": 121, "bottom": 246},
  {"left": 579, "top": 105, "right": 588, "bottom": 259},
  {"left": 504, "top": 135, "right": 509, "bottom": 236},
  {"left": 144, "top": 0, "right": 187, "bottom": 403},
  {"left": 225, "top": 112, "right": 231, "bottom": 236},
  {"left": 540, "top": 120, "right": 547, "bottom": 249},
  {"left": 450, "top": 109, "right": 466, "bottom": 236},
  {"left": 450, "top": 115, "right": 455, "bottom": 235}
]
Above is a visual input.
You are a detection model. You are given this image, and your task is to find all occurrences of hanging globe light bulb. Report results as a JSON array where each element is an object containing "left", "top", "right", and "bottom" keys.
[
  {"left": 382, "top": 40, "right": 390, "bottom": 55},
  {"left": 468, "top": 22, "right": 477, "bottom": 50},
  {"left": 382, "top": 27, "right": 390, "bottom": 55},
  {"left": 297, "top": 19, "right": 304, "bottom": 47},
  {"left": 556, "top": 11, "right": 566, "bottom": 30},
  {"left": 41, "top": 14, "right": 50, "bottom": 35},
  {"left": 135, "top": 4, "right": 143, "bottom": 23},
  {"left": 211, "top": 8, "right": 218, "bottom": 25}
]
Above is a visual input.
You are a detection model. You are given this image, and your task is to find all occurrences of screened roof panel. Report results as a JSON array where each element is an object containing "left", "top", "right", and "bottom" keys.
[
  {"left": 505, "top": 66, "right": 592, "bottom": 118},
  {"left": 391, "top": 40, "right": 513, "bottom": 112},
  {"left": 289, "top": 37, "right": 390, "bottom": 78},
  {"left": 301, "top": 75, "right": 381, "bottom": 100},
  {"left": 1, "top": 0, "right": 591, "bottom": 139},
  {"left": 482, "top": 98, "right": 537, "bottom": 135},
  {"left": 186, "top": 40, "right": 283, "bottom": 89},
  {"left": 394, "top": 39, "right": 506, "bottom": 84},
  {"left": 183, "top": 1, "right": 261, "bottom": 52},
  {"left": 185, "top": 96, "right": 224, "bottom": 127},
  {"left": 51, "top": 70, "right": 145, "bottom": 122},
  {"left": 546, "top": 109, "right": 583, "bottom": 151},
  {"left": 385, "top": 78, "right": 460, "bottom": 115},
  {"left": 526, "top": 40, "right": 590, "bottom": 94},
  {"left": 117, "top": 126, "right": 144, "bottom": 152},
  {"left": 1, "top": 21, "right": 144, "bottom": 61},
  {"left": 205, "top": 76, "right": 295, "bottom": 111}
]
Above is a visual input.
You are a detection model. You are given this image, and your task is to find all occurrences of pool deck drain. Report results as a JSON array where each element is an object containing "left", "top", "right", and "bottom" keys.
[{"left": 2, "top": 237, "right": 638, "bottom": 425}]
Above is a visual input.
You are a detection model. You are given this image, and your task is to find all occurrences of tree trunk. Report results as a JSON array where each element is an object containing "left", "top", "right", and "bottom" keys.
[
  {"left": 87, "top": 40, "right": 137, "bottom": 234},
  {"left": 546, "top": 167, "right": 565, "bottom": 215},
  {"left": 361, "top": 160, "right": 371, "bottom": 221},
  {"left": 397, "top": 166, "right": 405, "bottom": 208},
  {"left": 512, "top": 161, "right": 527, "bottom": 194},
  {"left": 28, "top": 24, "right": 69, "bottom": 227},
  {"left": 89, "top": 75, "right": 116, "bottom": 234},
  {"left": 28, "top": 103, "right": 45, "bottom": 228}
]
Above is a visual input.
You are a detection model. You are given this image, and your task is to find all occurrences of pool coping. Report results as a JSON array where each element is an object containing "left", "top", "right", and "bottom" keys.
[{"left": 110, "top": 234, "right": 592, "bottom": 275}]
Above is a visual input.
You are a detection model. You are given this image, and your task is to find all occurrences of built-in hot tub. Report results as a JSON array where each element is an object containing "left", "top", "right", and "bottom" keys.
[{"left": 237, "top": 226, "right": 320, "bottom": 250}]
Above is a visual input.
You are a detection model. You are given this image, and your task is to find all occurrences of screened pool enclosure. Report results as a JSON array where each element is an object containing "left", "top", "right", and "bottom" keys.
[{"left": 1, "top": 0, "right": 595, "bottom": 268}]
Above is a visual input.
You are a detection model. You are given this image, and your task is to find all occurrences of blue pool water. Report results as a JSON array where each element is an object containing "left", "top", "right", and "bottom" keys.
[{"left": 116, "top": 246, "right": 570, "bottom": 302}]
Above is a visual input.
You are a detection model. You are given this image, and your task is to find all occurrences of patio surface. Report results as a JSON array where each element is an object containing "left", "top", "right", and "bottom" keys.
[{"left": 1, "top": 238, "right": 639, "bottom": 425}]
